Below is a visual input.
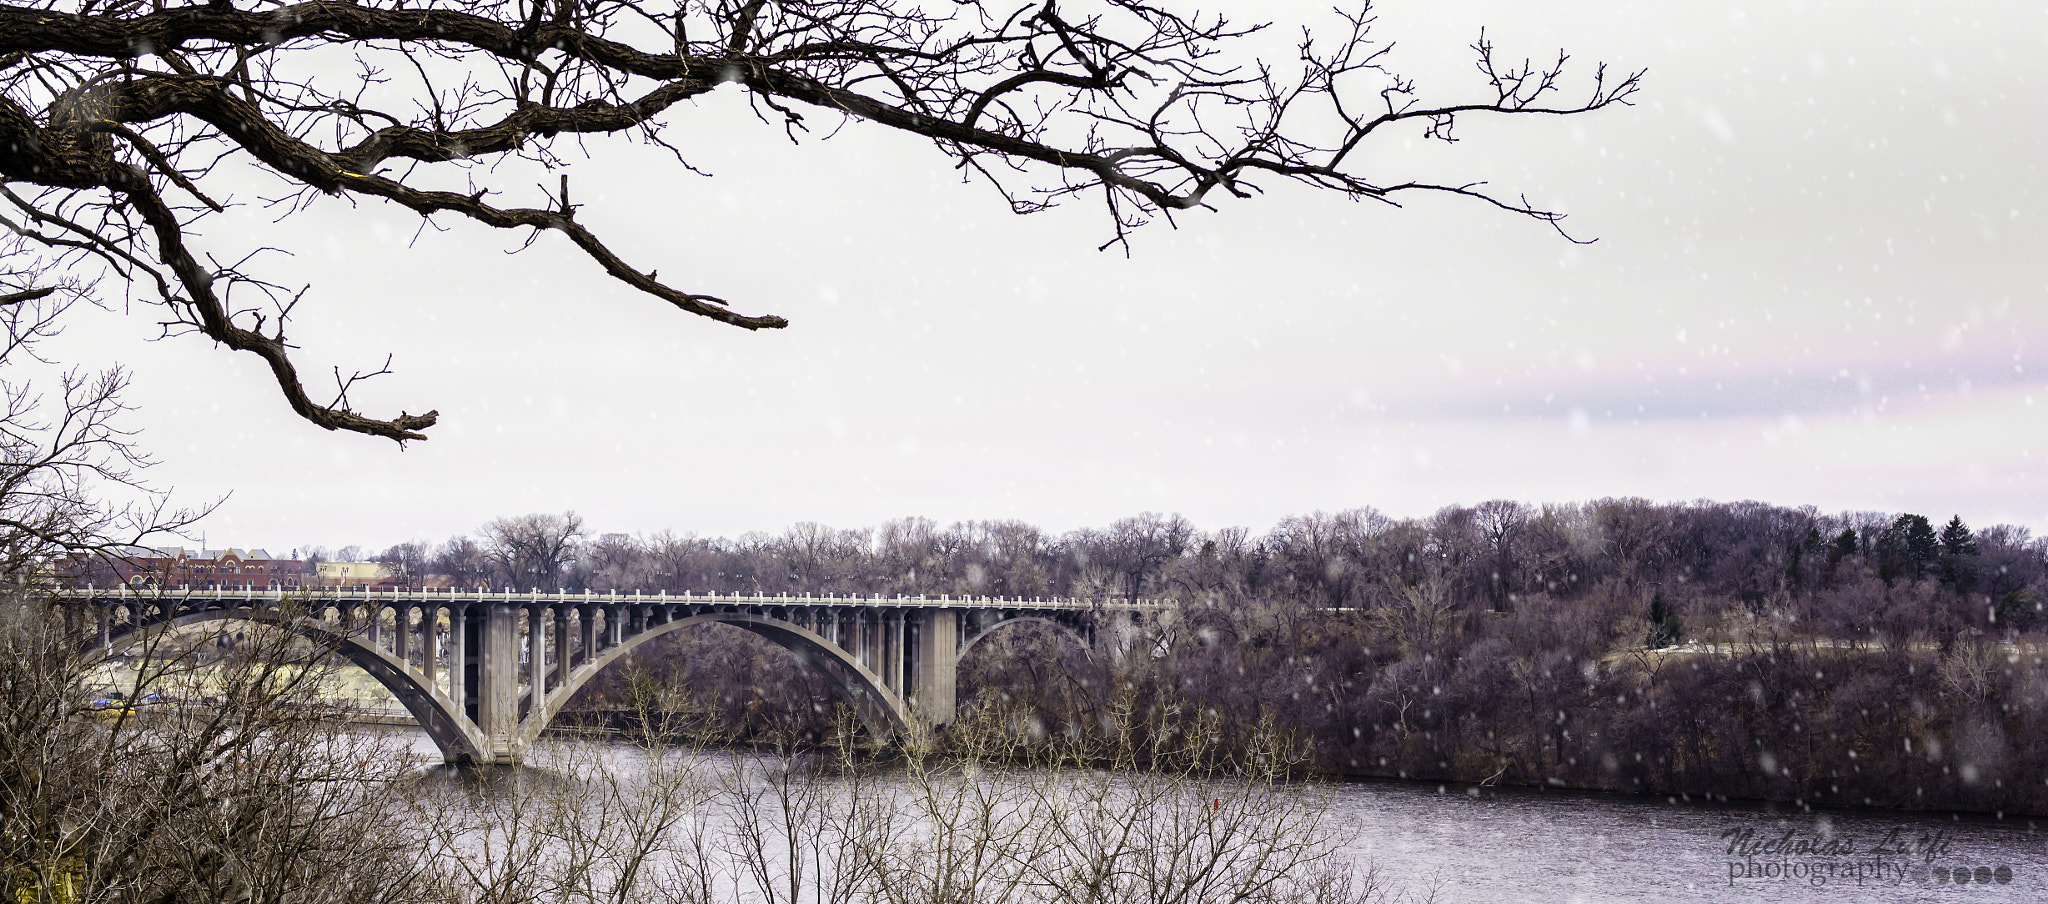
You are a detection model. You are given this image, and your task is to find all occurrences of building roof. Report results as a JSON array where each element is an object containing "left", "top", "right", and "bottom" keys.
[{"left": 140, "top": 546, "right": 280, "bottom": 561}]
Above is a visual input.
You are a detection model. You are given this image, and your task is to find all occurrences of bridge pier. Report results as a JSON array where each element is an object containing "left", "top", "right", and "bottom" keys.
[
  {"left": 479, "top": 603, "right": 520, "bottom": 760},
  {"left": 911, "top": 609, "right": 958, "bottom": 726}
]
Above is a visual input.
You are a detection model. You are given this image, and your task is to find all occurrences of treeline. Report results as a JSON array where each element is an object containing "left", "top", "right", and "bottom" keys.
[
  {"left": 362, "top": 502, "right": 2044, "bottom": 621},
  {"left": 372, "top": 500, "right": 2048, "bottom": 814}
]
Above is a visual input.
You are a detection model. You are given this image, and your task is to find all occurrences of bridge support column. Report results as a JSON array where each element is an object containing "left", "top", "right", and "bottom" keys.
[
  {"left": 911, "top": 609, "right": 958, "bottom": 726},
  {"left": 555, "top": 607, "right": 572, "bottom": 688},
  {"left": 420, "top": 605, "right": 439, "bottom": 692},
  {"left": 852, "top": 609, "right": 867, "bottom": 669},
  {"left": 393, "top": 603, "right": 411, "bottom": 667},
  {"left": 578, "top": 606, "right": 595, "bottom": 666},
  {"left": 478, "top": 603, "right": 522, "bottom": 762},
  {"left": 528, "top": 606, "right": 549, "bottom": 701},
  {"left": 884, "top": 610, "right": 903, "bottom": 695},
  {"left": 450, "top": 604, "right": 471, "bottom": 727}
]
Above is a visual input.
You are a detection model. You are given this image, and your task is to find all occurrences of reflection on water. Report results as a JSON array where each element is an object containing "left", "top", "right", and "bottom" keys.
[
  {"left": 405, "top": 759, "right": 572, "bottom": 800},
  {"left": 1326, "top": 780, "right": 2048, "bottom": 903},
  {"left": 388, "top": 730, "right": 2048, "bottom": 903}
]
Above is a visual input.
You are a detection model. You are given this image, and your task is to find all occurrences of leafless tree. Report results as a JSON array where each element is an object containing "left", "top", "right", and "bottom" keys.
[
  {"left": 872, "top": 516, "right": 942, "bottom": 593},
  {"left": 1472, "top": 499, "right": 1527, "bottom": 610},
  {"left": 427, "top": 689, "right": 1402, "bottom": 904},
  {"left": 433, "top": 534, "right": 491, "bottom": 589},
  {"left": 643, "top": 529, "right": 714, "bottom": 592},
  {"left": 414, "top": 711, "right": 717, "bottom": 904},
  {"left": 0, "top": 240, "right": 206, "bottom": 580},
  {"left": 0, "top": 592, "right": 440, "bottom": 904},
  {"left": 773, "top": 522, "right": 868, "bottom": 593},
  {"left": 482, "top": 510, "right": 586, "bottom": 590},
  {"left": 1089, "top": 512, "right": 1195, "bottom": 599},
  {"left": 579, "top": 531, "right": 648, "bottom": 591},
  {"left": 377, "top": 540, "right": 432, "bottom": 589},
  {"left": 0, "top": 0, "right": 1640, "bottom": 441}
]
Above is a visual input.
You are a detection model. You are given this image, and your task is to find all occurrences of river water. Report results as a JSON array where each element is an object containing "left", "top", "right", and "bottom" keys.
[
  {"left": 392, "top": 731, "right": 2048, "bottom": 904},
  {"left": 1326, "top": 780, "right": 2047, "bottom": 903}
]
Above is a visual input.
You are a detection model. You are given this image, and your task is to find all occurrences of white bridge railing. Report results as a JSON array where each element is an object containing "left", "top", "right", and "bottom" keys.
[{"left": 48, "top": 586, "right": 1170, "bottom": 611}]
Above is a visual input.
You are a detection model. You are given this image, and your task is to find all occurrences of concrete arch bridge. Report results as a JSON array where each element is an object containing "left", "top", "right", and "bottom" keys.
[{"left": 48, "top": 587, "right": 1168, "bottom": 764}]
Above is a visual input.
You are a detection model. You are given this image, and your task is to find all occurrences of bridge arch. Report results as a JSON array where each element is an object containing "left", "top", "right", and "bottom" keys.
[
  {"left": 92, "top": 606, "right": 492, "bottom": 761},
  {"left": 520, "top": 610, "right": 911, "bottom": 750},
  {"left": 958, "top": 614, "right": 1092, "bottom": 661}
]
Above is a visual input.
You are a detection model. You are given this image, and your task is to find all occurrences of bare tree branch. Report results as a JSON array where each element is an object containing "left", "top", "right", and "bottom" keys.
[{"left": 0, "top": 0, "right": 1642, "bottom": 441}]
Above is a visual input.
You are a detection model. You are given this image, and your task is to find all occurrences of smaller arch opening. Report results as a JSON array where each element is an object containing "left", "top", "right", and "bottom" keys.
[
  {"left": 562, "top": 620, "right": 849, "bottom": 744},
  {"left": 542, "top": 613, "right": 906, "bottom": 750},
  {"left": 955, "top": 616, "right": 1102, "bottom": 736}
]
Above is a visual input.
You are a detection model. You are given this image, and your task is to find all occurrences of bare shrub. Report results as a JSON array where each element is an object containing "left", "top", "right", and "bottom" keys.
[{"left": 1, "top": 593, "right": 437, "bottom": 904}]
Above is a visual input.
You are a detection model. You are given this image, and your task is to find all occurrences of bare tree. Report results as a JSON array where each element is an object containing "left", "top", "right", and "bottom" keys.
[
  {"left": 0, "top": 593, "right": 438, "bottom": 904},
  {"left": 377, "top": 540, "right": 431, "bottom": 589},
  {"left": 1472, "top": 499, "right": 1528, "bottom": 611},
  {"left": 1092, "top": 512, "right": 1195, "bottom": 599},
  {"left": 0, "top": 245, "right": 205, "bottom": 579},
  {"left": 0, "top": 0, "right": 1639, "bottom": 441},
  {"left": 482, "top": 511, "right": 586, "bottom": 591},
  {"left": 432, "top": 535, "right": 490, "bottom": 589},
  {"left": 773, "top": 522, "right": 868, "bottom": 593},
  {"left": 579, "top": 531, "right": 648, "bottom": 591},
  {"left": 644, "top": 530, "right": 713, "bottom": 593}
]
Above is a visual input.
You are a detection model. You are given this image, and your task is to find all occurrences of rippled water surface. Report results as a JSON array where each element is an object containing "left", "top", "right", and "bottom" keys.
[
  {"left": 1324, "top": 780, "right": 2048, "bottom": 903},
  {"left": 397, "top": 731, "right": 2048, "bottom": 903}
]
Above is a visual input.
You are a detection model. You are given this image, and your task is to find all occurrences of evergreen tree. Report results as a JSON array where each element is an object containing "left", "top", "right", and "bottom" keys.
[
  {"left": 1939, "top": 515, "right": 1980, "bottom": 590},
  {"left": 1824, "top": 528, "right": 1858, "bottom": 582},
  {"left": 1787, "top": 527, "right": 1823, "bottom": 590},
  {"left": 1996, "top": 589, "right": 2041, "bottom": 630},
  {"left": 1940, "top": 515, "right": 1979, "bottom": 557},
  {"left": 1877, "top": 514, "right": 1939, "bottom": 581},
  {"left": 1646, "top": 592, "right": 1684, "bottom": 649}
]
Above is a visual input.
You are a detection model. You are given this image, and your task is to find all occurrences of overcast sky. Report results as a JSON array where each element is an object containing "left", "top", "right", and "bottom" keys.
[{"left": 49, "top": 0, "right": 2048, "bottom": 555}]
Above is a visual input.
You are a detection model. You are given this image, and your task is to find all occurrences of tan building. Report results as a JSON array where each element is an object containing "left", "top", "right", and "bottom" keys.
[{"left": 311, "top": 560, "right": 387, "bottom": 587}]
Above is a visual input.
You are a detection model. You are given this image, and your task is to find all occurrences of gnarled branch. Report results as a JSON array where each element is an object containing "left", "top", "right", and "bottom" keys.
[{"left": 0, "top": 0, "right": 1641, "bottom": 441}]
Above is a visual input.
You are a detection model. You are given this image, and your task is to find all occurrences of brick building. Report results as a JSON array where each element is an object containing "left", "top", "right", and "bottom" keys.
[{"left": 77, "top": 546, "right": 307, "bottom": 591}]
